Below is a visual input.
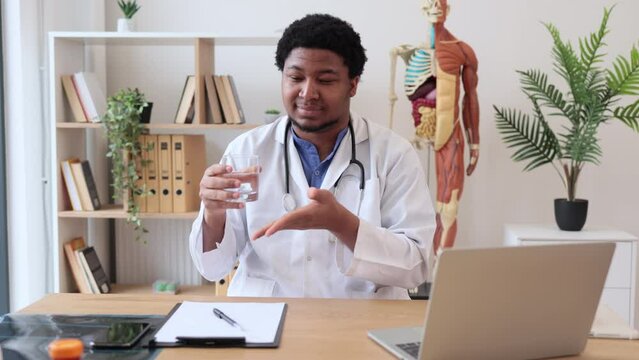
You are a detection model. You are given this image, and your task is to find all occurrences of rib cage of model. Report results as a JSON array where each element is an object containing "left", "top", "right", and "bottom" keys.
[{"left": 389, "top": 0, "right": 480, "bottom": 260}]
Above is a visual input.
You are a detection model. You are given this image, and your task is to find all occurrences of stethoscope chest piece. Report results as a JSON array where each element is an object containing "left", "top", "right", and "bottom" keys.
[{"left": 282, "top": 193, "right": 296, "bottom": 212}]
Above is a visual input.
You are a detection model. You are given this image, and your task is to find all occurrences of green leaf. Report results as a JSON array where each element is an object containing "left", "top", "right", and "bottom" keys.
[
  {"left": 518, "top": 69, "right": 576, "bottom": 122},
  {"left": 607, "top": 46, "right": 639, "bottom": 96},
  {"left": 579, "top": 7, "right": 611, "bottom": 76},
  {"left": 544, "top": 22, "right": 589, "bottom": 105},
  {"left": 494, "top": 105, "right": 559, "bottom": 171},
  {"left": 613, "top": 99, "right": 639, "bottom": 131}
]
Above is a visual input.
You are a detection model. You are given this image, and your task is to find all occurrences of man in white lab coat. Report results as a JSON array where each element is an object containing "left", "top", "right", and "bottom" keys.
[{"left": 189, "top": 14, "right": 436, "bottom": 299}]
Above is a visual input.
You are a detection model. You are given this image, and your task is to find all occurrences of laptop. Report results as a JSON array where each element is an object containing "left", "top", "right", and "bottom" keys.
[{"left": 368, "top": 242, "right": 615, "bottom": 360}]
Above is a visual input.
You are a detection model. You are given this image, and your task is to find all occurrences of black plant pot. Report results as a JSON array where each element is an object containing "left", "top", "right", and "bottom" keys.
[
  {"left": 554, "top": 198, "right": 588, "bottom": 231},
  {"left": 140, "top": 102, "right": 153, "bottom": 124}
]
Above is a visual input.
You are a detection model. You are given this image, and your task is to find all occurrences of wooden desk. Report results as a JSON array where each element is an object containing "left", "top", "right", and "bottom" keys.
[{"left": 19, "top": 294, "right": 639, "bottom": 359}]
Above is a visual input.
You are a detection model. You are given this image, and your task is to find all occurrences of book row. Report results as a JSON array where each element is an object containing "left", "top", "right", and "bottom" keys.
[
  {"left": 61, "top": 72, "right": 246, "bottom": 125},
  {"left": 60, "top": 135, "right": 206, "bottom": 213},
  {"left": 63, "top": 237, "right": 110, "bottom": 294},
  {"left": 175, "top": 74, "right": 245, "bottom": 125}
]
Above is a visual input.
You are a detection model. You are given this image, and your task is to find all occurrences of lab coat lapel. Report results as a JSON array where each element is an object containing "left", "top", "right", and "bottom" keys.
[
  {"left": 322, "top": 113, "right": 368, "bottom": 190},
  {"left": 321, "top": 132, "right": 350, "bottom": 190}
]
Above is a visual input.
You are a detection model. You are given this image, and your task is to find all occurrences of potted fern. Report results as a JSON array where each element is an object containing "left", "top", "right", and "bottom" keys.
[
  {"left": 494, "top": 6, "right": 639, "bottom": 231},
  {"left": 117, "top": 0, "right": 141, "bottom": 32},
  {"left": 103, "top": 88, "right": 151, "bottom": 238}
]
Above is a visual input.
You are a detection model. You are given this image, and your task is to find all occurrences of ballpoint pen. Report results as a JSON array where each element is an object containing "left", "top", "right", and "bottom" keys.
[{"left": 213, "top": 308, "right": 246, "bottom": 331}]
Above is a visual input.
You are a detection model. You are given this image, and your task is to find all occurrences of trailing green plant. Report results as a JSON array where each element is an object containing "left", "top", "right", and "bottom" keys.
[
  {"left": 494, "top": 6, "right": 639, "bottom": 201},
  {"left": 265, "top": 108, "right": 281, "bottom": 115},
  {"left": 103, "top": 88, "right": 151, "bottom": 239},
  {"left": 117, "top": 0, "right": 140, "bottom": 19}
]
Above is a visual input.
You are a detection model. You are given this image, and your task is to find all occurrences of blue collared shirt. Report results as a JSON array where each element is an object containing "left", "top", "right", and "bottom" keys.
[{"left": 292, "top": 127, "right": 349, "bottom": 188}]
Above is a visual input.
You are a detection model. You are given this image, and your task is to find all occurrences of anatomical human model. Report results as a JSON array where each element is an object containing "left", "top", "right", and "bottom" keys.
[{"left": 389, "top": 0, "right": 480, "bottom": 258}]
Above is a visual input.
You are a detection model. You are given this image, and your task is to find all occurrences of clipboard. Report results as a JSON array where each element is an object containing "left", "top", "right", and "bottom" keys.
[{"left": 147, "top": 301, "right": 287, "bottom": 348}]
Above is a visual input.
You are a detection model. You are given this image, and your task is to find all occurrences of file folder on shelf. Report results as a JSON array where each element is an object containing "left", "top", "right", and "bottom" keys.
[
  {"left": 144, "top": 135, "right": 160, "bottom": 213},
  {"left": 171, "top": 135, "right": 206, "bottom": 212},
  {"left": 149, "top": 301, "right": 287, "bottom": 348},
  {"left": 134, "top": 135, "right": 147, "bottom": 213},
  {"left": 158, "top": 135, "right": 173, "bottom": 213}
]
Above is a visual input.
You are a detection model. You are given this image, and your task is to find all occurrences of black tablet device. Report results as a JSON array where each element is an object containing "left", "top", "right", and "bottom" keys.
[{"left": 90, "top": 321, "right": 152, "bottom": 349}]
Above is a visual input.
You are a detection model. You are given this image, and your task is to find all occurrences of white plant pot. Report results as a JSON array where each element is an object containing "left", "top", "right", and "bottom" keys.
[
  {"left": 263, "top": 114, "right": 280, "bottom": 124},
  {"left": 117, "top": 18, "right": 136, "bottom": 32}
]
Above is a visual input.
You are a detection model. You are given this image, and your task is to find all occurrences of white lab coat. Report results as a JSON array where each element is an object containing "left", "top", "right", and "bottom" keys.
[{"left": 189, "top": 113, "right": 436, "bottom": 299}]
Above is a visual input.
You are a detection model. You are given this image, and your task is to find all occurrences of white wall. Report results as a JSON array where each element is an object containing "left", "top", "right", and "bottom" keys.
[{"left": 104, "top": 0, "right": 639, "bottom": 248}]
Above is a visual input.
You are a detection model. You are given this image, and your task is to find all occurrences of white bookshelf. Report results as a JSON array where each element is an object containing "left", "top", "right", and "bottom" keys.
[{"left": 48, "top": 32, "right": 278, "bottom": 294}]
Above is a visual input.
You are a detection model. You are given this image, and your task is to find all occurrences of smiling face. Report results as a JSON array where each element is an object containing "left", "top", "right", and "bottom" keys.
[
  {"left": 421, "top": 0, "right": 448, "bottom": 24},
  {"left": 281, "top": 48, "right": 359, "bottom": 134}
]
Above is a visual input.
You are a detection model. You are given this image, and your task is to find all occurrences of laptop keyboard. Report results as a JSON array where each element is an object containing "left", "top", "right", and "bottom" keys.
[{"left": 397, "top": 341, "right": 421, "bottom": 358}]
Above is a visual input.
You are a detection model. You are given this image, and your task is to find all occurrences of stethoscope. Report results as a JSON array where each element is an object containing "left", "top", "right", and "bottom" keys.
[{"left": 282, "top": 119, "right": 365, "bottom": 212}]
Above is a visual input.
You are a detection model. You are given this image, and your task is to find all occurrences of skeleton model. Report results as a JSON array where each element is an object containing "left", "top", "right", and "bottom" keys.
[{"left": 390, "top": 0, "right": 479, "bottom": 258}]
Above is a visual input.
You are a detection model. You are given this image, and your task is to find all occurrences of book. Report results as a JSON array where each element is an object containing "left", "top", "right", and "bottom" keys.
[
  {"left": 72, "top": 72, "right": 106, "bottom": 123},
  {"left": 214, "top": 75, "right": 235, "bottom": 124},
  {"left": 70, "top": 162, "right": 94, "bottom": 211},
  {"left": 204, "top": 75, "right": 224, "bottom": 124},
  {"left": 185, "top": 100, "right": 195, "bottom": 124},
  {"left": 174, "top": 76, "right": 196, "bottom": 124},
  {"left": 81, "top": 160, "right": 101, "bottom": 210},
  {"left": 77, "top": 246, "right": 110, "bottom": 294},
  {"left": 63, "top": 238, "right": 92, "bottom": 294},
  {"left": 60, "top": 158, "right": 83, "bottom": 211},
  {"left": 60, "top": 75, "right": 89, "bottom": 122},
  {"left": 225, "top": 75, "right": 246, "bottom": 124}
]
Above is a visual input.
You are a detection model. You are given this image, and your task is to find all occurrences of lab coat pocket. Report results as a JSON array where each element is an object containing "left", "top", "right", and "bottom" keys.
[{"left": 236, "top": 275, "right": 276, "bottom": 297}]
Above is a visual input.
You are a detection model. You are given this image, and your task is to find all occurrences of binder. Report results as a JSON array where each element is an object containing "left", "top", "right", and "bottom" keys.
[
  {"left": 158, "top": 135, "right": 173, "bottom": 213},
  {"left": 171, "top": 135, "right": 206, "bottom": 212},
  {"left": 143, "top": 135, "right": 160, "bottom": 212},
  {"left": 134, "top": 135, "right": 147, "bottom": 213},
  {"left": 149, "top": 301, "right": 287, "bottom": 348},
  {"left": 215, "top": 263, "right": 237, "bottom": 296}
]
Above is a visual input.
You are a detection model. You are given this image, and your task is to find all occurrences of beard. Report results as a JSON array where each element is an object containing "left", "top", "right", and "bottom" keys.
[{"left": 289, "top": 116, "right": 340, "bottom": 133}]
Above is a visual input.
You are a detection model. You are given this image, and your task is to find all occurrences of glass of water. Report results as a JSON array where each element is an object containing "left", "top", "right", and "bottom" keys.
[{"left": 220, "top": 154, "right": 259, "bottom": 202}]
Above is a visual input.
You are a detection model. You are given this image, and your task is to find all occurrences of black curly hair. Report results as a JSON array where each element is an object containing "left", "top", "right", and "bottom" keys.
[{"left": 275, "top": 14, "right": 367, "bottom": 79}]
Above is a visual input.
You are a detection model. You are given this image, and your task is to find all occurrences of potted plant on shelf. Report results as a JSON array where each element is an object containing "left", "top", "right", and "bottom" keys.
[
  {"left": 103, "top": 88, "right": 152, "bottom": 239},
  {"left": 263, "top": 108, "right": 281, "bottom": 124},
  {"left": 494, "top": 6, "right": 639, "bottom": 231},
  {"left": 117, "top": 0, "right": 141, "bottom": 32}
]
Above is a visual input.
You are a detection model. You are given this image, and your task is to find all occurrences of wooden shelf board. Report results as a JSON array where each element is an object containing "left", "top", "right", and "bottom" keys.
[
  {"left": 50, "top": 32, "right": 278, "bottom": 46},
  {"left": 110, "top": 283, "right": 215, "bottom": 296},
  {"left": 56, "top": 122, "right": 259, "bottom": 130},
  {"left": 58, "top": 204, "right": 198, "bottom": 219}
]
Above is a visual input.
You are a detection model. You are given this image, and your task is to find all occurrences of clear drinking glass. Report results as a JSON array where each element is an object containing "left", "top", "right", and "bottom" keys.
[{"left": 220, "top": 154, "right": 259, "bottom": 202}]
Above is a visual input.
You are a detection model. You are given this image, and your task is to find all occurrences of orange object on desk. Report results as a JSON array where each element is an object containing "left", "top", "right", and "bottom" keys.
[{"left": 48, "top": 338, "right": 83, "bottom": 360}]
